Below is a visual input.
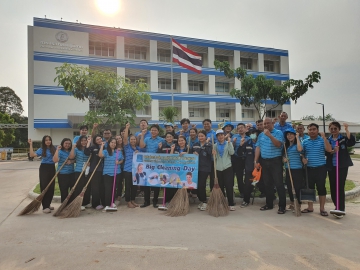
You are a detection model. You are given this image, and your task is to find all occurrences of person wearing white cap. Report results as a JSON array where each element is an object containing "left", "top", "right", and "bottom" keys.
[{"left": 213, "top": 129, "right": 236, "bottom": 211}]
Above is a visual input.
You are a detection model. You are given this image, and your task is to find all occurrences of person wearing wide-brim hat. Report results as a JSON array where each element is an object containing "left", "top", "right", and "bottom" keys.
[
  {"left": 222, "top": 122, "right": 234, "bottom": 139},
  {"left": 163, "top": 122, "right": 178, "bottom": 144},
  {"left": 283, "top": 128, "right": 303, "bottom": 211}
]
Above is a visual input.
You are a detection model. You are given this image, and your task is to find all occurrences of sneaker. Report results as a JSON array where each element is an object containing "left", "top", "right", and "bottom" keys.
[
  {"left": 49, "top": 206, "right": 54, "bottom": 210},
  {"left": 43, "top": 208, "right": 51, "bottom": 214},
  {"left": 240, "top": 202, "right": 249, "bottom": 208},
  {"left": 111, "top": 203, "right": 117, "bottom": 208},
  {"left": 197, "top": 203, "right": 203, "bottom": 209},
  {"left": 114, "top": 200, "right": 121, "bottom": 206},
  {"left": 96, "top": 205, "right": 104, "bottom": 210},
  {"left": 81, "top": 206, "right": 85, "bottom": 211},
  {"left": 333, "top": 214, "right": 344, "bottom": 219},
  {"left": 229, "top": 206, "right": 236, "bottom": 211},
  {"left": 287, "top": 204, "right": 294, "bottom": 211},
  {"left": 200, "top": 203, "right": 207, "bottom": 211},
  {"left": 85, "top": 203, "right": 92, "bottom": 208}
]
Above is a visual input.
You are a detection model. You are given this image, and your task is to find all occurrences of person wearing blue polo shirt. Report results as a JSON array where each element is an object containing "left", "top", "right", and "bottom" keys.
[
  {"left": 254, "top": 117, "right": 286, "bottom": 214},
  {"left": 135, "top": 119, "right": 151, "bottom": 143},
  {"left": 223, "top": 122, "right": 234, "bottom": 139},
  {"left": 73, "top": 125, "right": 88, "bottom": 144},
  {"left": 274, "top": 112, "right": 292, "bottom": 133},
  {"left": 232, "top": 123, "right": 249, "bottom": 198},
  {"left": 53, "top": 138, "right": 75, "bottom": 203},
  {"left": 302, "top": 123, "right": 332, "bottom": 216},
  {"left": 296, "top": 124, "right": 309, "bottom": 143},
  {"left": 139, "top": 124, "right": 164, "bottom": 208},
  {"left": 202, "top": 119, "right": 216, "bottom": 190},
  {"left": 189, "top": 128, "right": 199, "bottom": 148},
  {"left": 162, "top": 122, "right": 178, "bottom": 144},
  {"left": 283, "top": 128, "right": 303, "bottom": 211},
  {"left": 123, "top": 123, "right": 141, "bottom": 208},
  {"left": 176, "top": 118, "right": 191, "bottom": 138},
  {"left": 28, "top": 136, "right": 56, "bottom": 214}
]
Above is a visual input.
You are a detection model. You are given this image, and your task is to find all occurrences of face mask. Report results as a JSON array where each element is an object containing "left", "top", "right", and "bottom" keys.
[{"left": 250, "top": 134, "right": 257, "bottom": 140}]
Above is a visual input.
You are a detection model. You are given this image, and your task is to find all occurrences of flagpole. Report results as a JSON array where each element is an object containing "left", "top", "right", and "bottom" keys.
[{"left": 170, "top": 36, "right": 174, "bottom": 107}]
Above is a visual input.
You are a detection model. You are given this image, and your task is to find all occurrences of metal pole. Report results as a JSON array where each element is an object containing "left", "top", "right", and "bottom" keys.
[
  {"left": 170, "top": 36, "right": 174, "bottom": 107},
  {"left": 322, "top": 104, "right": 325, "bottom": 134}
]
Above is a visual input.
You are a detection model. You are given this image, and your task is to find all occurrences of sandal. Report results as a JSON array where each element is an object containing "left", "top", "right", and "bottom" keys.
[
  {"left": 277, "top": 207, "right": 286, "bottom": 214},
  {"left": 301, "top": 208, "right": 314, "bottom": 213},
  {"left": 320, "top": 210, "right": 328, "bottom": 216},
  {"left": 260, "top": 205, "right": 273, "bottom": 211},
  {"left": 229, "top": 206, "right": 236, "bottom": 211}
]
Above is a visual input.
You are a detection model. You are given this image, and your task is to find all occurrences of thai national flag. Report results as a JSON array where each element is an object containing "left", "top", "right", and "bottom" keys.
[{"left": 172, "top": 38, "right": 202, "bottom": 74}]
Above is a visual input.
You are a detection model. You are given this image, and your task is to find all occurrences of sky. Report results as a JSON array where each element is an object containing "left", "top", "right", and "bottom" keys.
[{"left": 0, "top": 0, "right": 359, "bottom": 122}]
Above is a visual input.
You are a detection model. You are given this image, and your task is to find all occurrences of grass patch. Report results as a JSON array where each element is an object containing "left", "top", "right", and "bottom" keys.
[{"left": 350, "top": 154, "right": 360, "bottom": 159}]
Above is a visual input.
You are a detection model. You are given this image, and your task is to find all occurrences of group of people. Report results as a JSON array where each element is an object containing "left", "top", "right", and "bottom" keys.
[{"left": 29, "top": 111, "right": 355, "bottom": 218}]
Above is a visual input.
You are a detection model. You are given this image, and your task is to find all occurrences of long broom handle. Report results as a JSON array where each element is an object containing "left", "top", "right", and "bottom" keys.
[
  {"left": 41, "top": 157, "right": 69, "bottom": 194},
  {"left": 67, "top": 154, "right": 92, "bottom": 196},
  {"left": 211, "top": 134, "right": 218, "bottom": 181},
  {"left": 83, "top": 157, "right": 103, "bottom": 189},
  {"left": 283, "top": 144, "right": 296, "bottom": 197},
  {"left": 110, "top": 150, "right": 119, "bottom": 205},
  {"left": 336, "top": 141, "right": 339, "bottom": 210}
]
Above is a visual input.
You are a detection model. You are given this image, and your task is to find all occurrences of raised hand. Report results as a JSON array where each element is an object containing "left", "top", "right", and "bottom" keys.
[
  {"left": 319, "top": 132, "right": 326, "bottom": 138},
  {"left": 343, "top": 123, "right": 349, "bottom": 130},
  {"left": 57, "top": 145, "right": 62, "bottom": 150},
  {"left": 28, "top": 139, "right": 32, "bottom": 144},
  {"left": 191, "top": 124, "right": 197, "bottom": 128},
  {"left": 93, "top": 123, "right": 99, "bottom": 129},
  {"left": 158, "top": 142, "right": 162, "bottom": 149},
  {"left": 263, "top": 129, "right": 271, "bottom": 137},
  {"left": 126, "top": 122, "right": 130, "bottom": 129}
]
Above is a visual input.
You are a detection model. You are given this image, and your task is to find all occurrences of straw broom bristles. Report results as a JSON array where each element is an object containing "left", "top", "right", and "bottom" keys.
[
  {"left": 59, "top": 157, "right": 102, "bottom": 219},
  {"left": 53, "top": 154, "right": 92, "bottom": 217},
  {"left": 284, "top": 144, "right": 301, "bottom": 217},
  {"left": 206, "top": 134, "right": 229, "bottom": 217},
  {"left": 18, "top": 158, "right": 69, "bottom": 216},
  {"left": 166, "top": 188, "right": 189, "bottom": 217}
]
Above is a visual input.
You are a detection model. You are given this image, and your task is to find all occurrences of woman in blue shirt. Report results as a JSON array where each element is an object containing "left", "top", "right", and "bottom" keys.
[
  {"left": 53, "top": 138, "right": 75, "bottom": 203},
  {"left": 69, "top": 135, "right": 90, "bottom": 208},
  {"left": 84, "top": 135, "right": 105, "bottom": 210},
  {"left": 123, "top": 123, "right": 140, "bottom": 208},
  {"left": 28, "top": 135, "right": 56, "bottom": 214},
  {"left": 115, "top": 135, "right": 125, "bottom": 205},
  {"left": 189, "top": 128, "right": 199, "bottom": 148},
  {"left": 99, "top": 138, "right": 124, "bottom": 208},
  {"left": 283, "top": 128, "right": 303, "bottom": 212}
]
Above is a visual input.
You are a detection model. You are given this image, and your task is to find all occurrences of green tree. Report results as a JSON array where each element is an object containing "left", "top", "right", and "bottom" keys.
[
  {"left": 54, "top": 63, "right": 152, "bottom": 128},
  {"left": 301, "top": 113, "right": 335, "bottom": 121},
  {"left": 9, "top": 113, "right": 28, "bottom": 148},
  {"left": 160, "top": 107, "right": 179, "bottom": 124},
  {"left": 214, "top": 60, "right": 321, "bottom": 119},
  {"left": 0, "top": 112, "right": 15, "bottom": 147},
  {"left": 0, "top": 87, "right": 24, "bottom": 115}
]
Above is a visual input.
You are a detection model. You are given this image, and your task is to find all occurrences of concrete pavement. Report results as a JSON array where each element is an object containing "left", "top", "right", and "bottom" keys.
[{"left": 1, "top": 160, "right": 360, "bottom": 270}]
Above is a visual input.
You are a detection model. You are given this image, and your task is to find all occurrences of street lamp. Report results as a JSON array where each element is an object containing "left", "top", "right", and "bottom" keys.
[{"left": 316, "top": 102, "right": 325, "bottom": 133}]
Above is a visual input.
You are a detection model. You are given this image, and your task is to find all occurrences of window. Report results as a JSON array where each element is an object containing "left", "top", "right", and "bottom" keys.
[
  {"left": 136, "top": 107, "right": 150, "bottom": 116},
  {"left": 188, "top": 80, "right": 204, "bottom": 91},
  {"left": 215, "top": 82, "right": 230, "bottom": 93},
  {"left": 89, "top": 41, "right": 115, "bottom": 57},
  {"left": 73, "top": 131, "right": 80, "bottom": 136},
  {"left": 264, "top": 60, "right": 274, "bottom": 72},
  {"left": 158, "top": 78, "right": 176, "bottom": 90},
  {"left": 125, "top": 45, "right": 147, "bottom": 60},
  {"left": 215, "top": 55, "right": 229, "bottom": 62},
  {"left": 240, "top": 58, "right": 252, "bottom": 70},
  {"left": 217, "top": 109, "right": 230, "bottom": 118},
  {"left": 266, "top": 110, "right": 277, "bottom": 118},
  {"left": 157, "top": 49, "right": 171, "bottom": 62},
  {"left": 189, "top": 108, "right": 204, "bottom": 117},
  {"left": 242, "top": 109, "right": 254, "bottom": 118}
]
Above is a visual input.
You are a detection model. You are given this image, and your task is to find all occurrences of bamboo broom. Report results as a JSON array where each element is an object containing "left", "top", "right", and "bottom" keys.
[
  {"left": 60, "top": 157, "right": 103, "bottom": 218},
  {"left": 53, "top": 154, "right": 92, "bottom": 217},
  {"left": 18, "top": 157, "right": 69, "bottom": 216},
  {"left": 206, "top": 134, "right": 229, "bottom": 217},
  {"left": 284, "top": 144, "right": 301, "bottom": 217},
  {"left": 166, "top": 137, "right": 190, "bottom": 217}
]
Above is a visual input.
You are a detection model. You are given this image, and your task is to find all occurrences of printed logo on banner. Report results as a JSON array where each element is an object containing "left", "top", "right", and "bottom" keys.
[
  {"left": 55, "top": 31, "right": 69, "bottom": 43},
  {"left": 132, "top": 153, "right": 199, "bottom": 189}
]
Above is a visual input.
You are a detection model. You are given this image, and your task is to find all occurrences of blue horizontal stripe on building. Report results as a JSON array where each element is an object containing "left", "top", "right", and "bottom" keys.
[
  {"left": 33, "top": 52, "right": 290, "bottom": 80},
  {"left": 33, "top": 18, "right": 288, "bottom": 57},
  {"left": 33, "top": 85, "right": 290, "bottom": 105},
  {"left": 34, "top": 119, "right": 71, "bottom": 128}
]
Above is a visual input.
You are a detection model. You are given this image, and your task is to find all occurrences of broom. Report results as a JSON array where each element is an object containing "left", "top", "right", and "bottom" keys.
[
  {"left": 53, "top": 154, "right": 92, "bottom": 217},
  {"left": 284, "top": 144, "right": 301, "bottom": 217},
  {"left": 165, "top": 141, "right": 191, "bottom": 217},
  {"left": 206, "top": 135, "right": 229, "bottom": 217},
  {"left": 18, "top": 157, "right": 69, "bottom": 216},
  {"left": 60, "top": 157, "right": 103, "bottom": 218}
]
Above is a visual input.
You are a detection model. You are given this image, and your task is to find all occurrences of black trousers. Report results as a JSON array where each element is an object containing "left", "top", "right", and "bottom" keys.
[
  {"left": 232, "top": 156, "right": 246, "bottom": 194},
  {"left": 209, "top": 163, "right": 215, "bottom": 191},
  {"left": 58, "top": 173, "right": 75, "bottom": 203},
  {"left": 243, "top": 170, "right": 254, "bottom": 204},
  {"left": 328, "top": 166, "right": 348, "bottom": 211},
  {"left": 285, "top": 168, "right": 304, "bottom": 205},
  {"left": 123, "top": 171, "right": 137, "bottom": 202},
  {"left": 217, "top": 166, "right": 234, "bottom": 206},
  {"left": 39, "top": 164, "right": 56, "bottom": 210},
  {"left": 144, "top": 186, "right": 160, "bottom": 204},
  {"left": 307, "top": 165, "right": 327, "bottom": 196},
  {"left": 116, "top": 172, "right": 124, "bottom": 198},
  {"left": 71, "top": 172, "right": 91, "bottom": 206},
  {"left": 90, "top": 171, "right": 105, "bottom": 207},
  {"left": 103, "top": 174, "right": 120, "bottom": 207},
  {"left": 262, "top": 157, "right": 286, "bottom": 209},
  {"left": 164, "top": 188, "right": 176, "bottom": 203},
  {"left": 198, "top": 171, "right": 210, "bottom": 203}
]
